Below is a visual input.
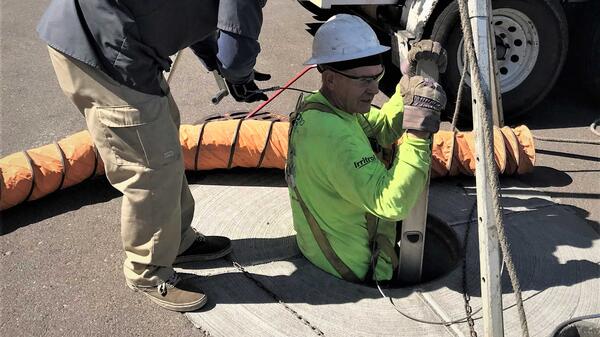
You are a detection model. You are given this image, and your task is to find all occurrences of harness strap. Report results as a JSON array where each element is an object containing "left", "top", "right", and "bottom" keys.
[
  {"left": 366, "top": 213, "right": 378, "bottom": 244},
  {"left": 292, "top": 186, "right": 361, "bottom": 283},
  {"left": 375, "top": 233, "right": 399, "bottom": 270},
  {"left": 364, "top": 213, "right": 379, "bottom": 281},
  {"left": 299, "top": 101, "right": 335, "bottom": 116}
]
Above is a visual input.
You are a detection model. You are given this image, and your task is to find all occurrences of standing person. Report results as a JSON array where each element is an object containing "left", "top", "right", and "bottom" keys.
[
  {"left": 191, "top": 0, "right": 271, "bottom": 103},
  {"left": 286, "top": 14, "right": 447, "bottom": 283},
  {"left": 38, "top": 0, "right": 234, "bottom": 312}
]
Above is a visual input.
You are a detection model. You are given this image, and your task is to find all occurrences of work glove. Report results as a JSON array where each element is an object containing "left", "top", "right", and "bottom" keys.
[
  {"left": 399, "top": 75, "right": 447, "bottom": 134},
  {"left": 253, "top": 70, "right": 271, "bottom": 82},
  {"left": 227, "top": 79, "right": 268, "bottom": 103},
  {"left": 400, "top": 40, "right": 447, "bottom": 77}
]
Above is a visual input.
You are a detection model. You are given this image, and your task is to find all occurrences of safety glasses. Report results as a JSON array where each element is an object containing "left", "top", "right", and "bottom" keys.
[{"left": 323, "top": 65, "right": 385, "bottom": 86}]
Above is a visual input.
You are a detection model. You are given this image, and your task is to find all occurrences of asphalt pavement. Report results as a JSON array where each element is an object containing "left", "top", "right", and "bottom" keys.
[{"left": 1, "top": 1, "right": 598, "bottom": 336}]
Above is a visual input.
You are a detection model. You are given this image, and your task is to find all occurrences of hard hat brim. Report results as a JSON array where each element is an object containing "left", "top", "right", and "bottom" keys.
[{"left": 304, "top": 45, "right": 390, "bottom": 66}]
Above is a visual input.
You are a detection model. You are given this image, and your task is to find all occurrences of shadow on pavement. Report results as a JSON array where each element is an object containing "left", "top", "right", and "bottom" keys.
[
  {"left": 187, "top": 168, "right": 287, "bottom": 187},
  {"left": 0, "top": 169, "right": 287, "bottom": 235},
  {"left": 0, "top": 177, "right": 119, "bottom": 235},
  {"left": 184, "top": 202, "right": 599, "bottom": 305},
  {"left": 518, "top": 166, "right": 573, "bottom": 187}
]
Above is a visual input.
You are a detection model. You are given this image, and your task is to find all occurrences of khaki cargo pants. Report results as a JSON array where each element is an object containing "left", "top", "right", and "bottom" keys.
[{"left": 48, "top": 47, "right": 197, "bottom": 286}]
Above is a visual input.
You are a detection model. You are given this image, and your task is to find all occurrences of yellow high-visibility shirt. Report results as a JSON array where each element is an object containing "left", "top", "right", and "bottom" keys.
[{"left": 287, "top": 90, "right": 431, "bottom": 281}]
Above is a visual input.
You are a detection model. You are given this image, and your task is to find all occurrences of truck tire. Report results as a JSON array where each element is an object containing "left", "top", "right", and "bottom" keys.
[
  {"left": 580, "top": 3, "right": 600, "bottom": 101},
  {"left": 430, "top": 0, "right": 568, "bottom": 123}
]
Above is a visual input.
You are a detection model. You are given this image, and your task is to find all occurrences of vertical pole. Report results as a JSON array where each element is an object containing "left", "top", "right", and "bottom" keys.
[{"left": 467, "top": 0, "right": 505, "bottom": 336}]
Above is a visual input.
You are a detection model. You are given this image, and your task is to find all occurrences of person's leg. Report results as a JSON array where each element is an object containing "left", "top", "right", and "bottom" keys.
[
  {"left": 48, "top": 46, "right": 209, "bottom": 312},
  {"left": 161, "top": 81, "right": 197, "bottom": 252},
  {"left": 48, "top": 46, "right": 183, "bottom": 286}
]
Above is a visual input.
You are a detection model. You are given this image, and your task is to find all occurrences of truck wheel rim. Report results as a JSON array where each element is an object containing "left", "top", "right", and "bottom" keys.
[{"left": 456, "top": 8, "right": 540, "bottom": 93}]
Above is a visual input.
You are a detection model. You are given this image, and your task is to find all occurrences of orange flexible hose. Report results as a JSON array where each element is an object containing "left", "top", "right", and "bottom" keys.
[{"left": 0, "top": 121, "right": 535, "bottom": 211}]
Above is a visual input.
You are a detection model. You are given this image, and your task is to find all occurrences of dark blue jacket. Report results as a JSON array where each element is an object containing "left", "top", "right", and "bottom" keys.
[
  {"left": 38, "top": 0, "right": 220, "bottom": 95},
  {"left": 190, "top": 0, "right": 266, "bottom": 84}
]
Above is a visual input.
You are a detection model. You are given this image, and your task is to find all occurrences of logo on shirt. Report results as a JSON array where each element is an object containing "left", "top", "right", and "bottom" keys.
[{"left": 354, "top": 155, "right": 376, "bottom": 169}]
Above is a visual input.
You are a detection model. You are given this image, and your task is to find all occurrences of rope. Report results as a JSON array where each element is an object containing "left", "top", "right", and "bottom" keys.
[
  {"left": 376, "top": 282, "right": 481, "bottom": 326},
  {"left": 455, "top": 0, "right": 530, "bottom": 336},
  {"left": 451, "top": 59, "right": 469, "bottom": 131}
]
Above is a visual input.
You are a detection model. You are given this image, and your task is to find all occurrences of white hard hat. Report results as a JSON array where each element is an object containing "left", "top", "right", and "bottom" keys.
[{"left": 305, "top": 14, "right": 390, "bottom": 65}]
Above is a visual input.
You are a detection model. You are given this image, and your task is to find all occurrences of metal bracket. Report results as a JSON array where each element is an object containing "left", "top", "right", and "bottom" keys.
[
  {"left": 396, "top": 59, "right": 440, "bottom": 284},
  {"left": 391, "top": 30, "right": 413, "bottom": 68},
  {"left": 211, "top": 70, "right": 229, "bottom": 105}
]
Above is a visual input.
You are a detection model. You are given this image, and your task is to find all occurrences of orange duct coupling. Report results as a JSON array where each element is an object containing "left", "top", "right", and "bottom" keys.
[
  {"left": 180, "top": 119, "right": 289, "bottom": 171},
  {"left": 426, "top": 125, "right": 535, "bottom": 178},
  {"left": 0, "top": 114, "right": 535, "bottom": 211},
  {"left": 0, "top": 131, "right": 104, "bottom": 210}
]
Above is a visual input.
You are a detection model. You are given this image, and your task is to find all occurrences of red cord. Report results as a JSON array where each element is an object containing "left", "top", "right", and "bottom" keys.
[{"left": 245, "top": 65, "right": 317, "bottom": 119}]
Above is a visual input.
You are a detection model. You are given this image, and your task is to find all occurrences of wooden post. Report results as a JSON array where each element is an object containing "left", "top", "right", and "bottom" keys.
[{"left": 467, "top": 0, "right": 505, "bottom": 336}]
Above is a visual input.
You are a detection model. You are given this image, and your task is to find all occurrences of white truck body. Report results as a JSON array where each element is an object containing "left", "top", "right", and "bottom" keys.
[{"left": 300, "top": 0, "right": 598, "bottom": 120}]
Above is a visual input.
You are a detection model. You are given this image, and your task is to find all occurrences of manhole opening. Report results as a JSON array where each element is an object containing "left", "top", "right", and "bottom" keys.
[
  {"left": 555, "top": 322, "right": 600, "bottom": 337},
  {"left": 385, "top": 215, "right": 463, "bottom": 288}
]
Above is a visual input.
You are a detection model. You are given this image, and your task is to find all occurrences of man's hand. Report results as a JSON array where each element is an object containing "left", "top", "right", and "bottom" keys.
[
  {"left": 225, "top": 69, "right": 271, "bottom": 103},
  {"left": 400, "top": 40, "right": 447, "bottom": 77},
  {"left": 399, "top": 75, "right": 447, "bottom": 134},
  {"left": 227, "top": 79, "right": 268, "bottom": 103}
]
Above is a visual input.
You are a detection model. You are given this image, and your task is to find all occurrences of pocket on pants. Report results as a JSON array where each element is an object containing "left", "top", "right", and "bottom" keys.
[{"left": 95, "top": 102, "right": 180, "bottom": 168}]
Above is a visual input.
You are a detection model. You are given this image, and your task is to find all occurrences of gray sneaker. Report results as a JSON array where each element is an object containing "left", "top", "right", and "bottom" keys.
[{"left": 126, "top": 273, "right": 207, "bottom": 312}]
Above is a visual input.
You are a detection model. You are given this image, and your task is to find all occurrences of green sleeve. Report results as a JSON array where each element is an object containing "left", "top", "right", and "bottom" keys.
[
  {"left": 358, "top": 83, "right": 405, "bottom": 146},
  {"left": 324, "top": 127, "right": 431, "bottom": 221}
]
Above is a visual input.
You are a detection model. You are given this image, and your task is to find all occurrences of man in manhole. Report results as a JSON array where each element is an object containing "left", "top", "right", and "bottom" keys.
[{"left": 286, "top": 14, "right": 447, "bottom": 284}]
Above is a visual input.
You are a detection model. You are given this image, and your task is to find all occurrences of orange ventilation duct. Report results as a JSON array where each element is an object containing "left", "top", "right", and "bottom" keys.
[{"left": 0, "top": 112, "right": 535, "bottom": 211}]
